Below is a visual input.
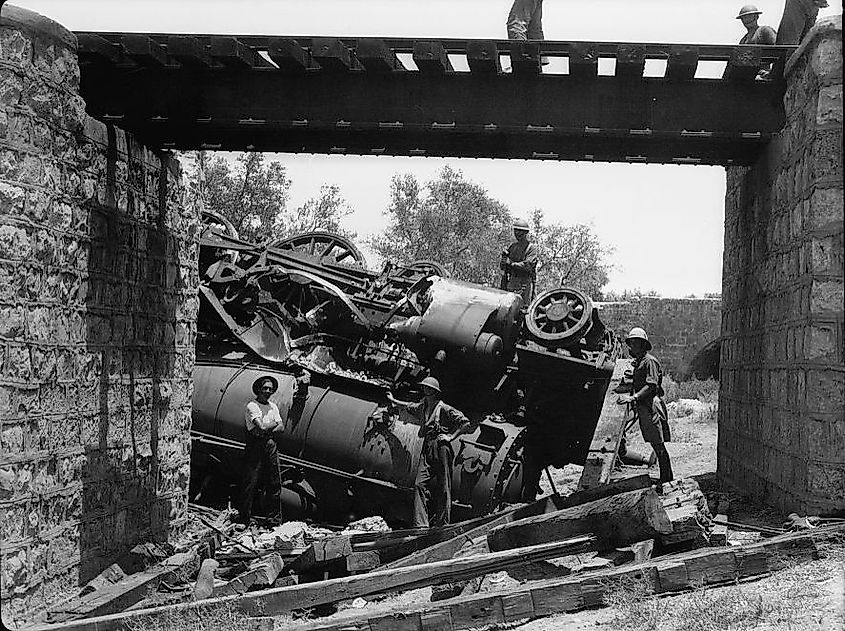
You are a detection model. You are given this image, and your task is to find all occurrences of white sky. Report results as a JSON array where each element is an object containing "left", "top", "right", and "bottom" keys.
[{"left": 12, "top": 1, "right": 842, "bottom": 297}]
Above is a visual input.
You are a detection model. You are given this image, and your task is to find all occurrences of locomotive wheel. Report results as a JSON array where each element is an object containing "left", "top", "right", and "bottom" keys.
[
  {"left": 271, "top": 231, "right": 366, "bottom": 268},
  {"left": 405, "top": 259, "right": 449, "bottom": 279},
  {"left": 201, "top": 209, "right": 240, "bottom": 239},
  {"left": 525, "top": 287, "right": 593, "bottom": 348}
]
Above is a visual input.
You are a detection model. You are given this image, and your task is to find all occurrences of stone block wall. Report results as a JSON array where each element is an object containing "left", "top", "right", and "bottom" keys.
[
  {"left": 0, "top": 6, "right": 201, "bottom": 625},
  {"left": 596, "top": 297, "right": 722, "bottom": 379},
  {"left": 720, "top": 17, "right": 843, "bottom": 516}
]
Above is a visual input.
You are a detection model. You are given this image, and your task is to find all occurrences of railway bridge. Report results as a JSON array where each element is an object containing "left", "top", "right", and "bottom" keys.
[{"left": 0, "top": 4, "right": 841, "bottom": 622}]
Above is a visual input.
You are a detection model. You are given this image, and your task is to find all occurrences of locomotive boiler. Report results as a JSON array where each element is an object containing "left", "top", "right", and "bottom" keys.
[{"left": 191, "top": 212, "right": 620, "bottom": 526}]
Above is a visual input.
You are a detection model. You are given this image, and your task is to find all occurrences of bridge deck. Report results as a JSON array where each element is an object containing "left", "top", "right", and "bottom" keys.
[{"left": 75, "top": 33, "right": 796, "bottom": 165}]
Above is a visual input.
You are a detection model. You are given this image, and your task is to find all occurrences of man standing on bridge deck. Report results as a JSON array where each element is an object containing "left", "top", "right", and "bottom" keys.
[
  {"left": 507, "top": 0, "right": 544, "bottom": 41},
  {"left": 239, "top": 376, "right": 283, "bottom": 525},
  {"left": 616, "top": 328, "right": 673, "bottom": 491},
  {"left": 500, "top": 218, "right": 538, "bottom": 307},
  {"left": 736, "top": 5, "right": 777, "bottom": 44},
  {"left": 388, "top": 377, "right": 474, "bottom": 528}
]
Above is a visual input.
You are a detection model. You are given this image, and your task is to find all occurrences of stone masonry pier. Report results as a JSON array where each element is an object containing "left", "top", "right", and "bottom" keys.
[
  {"left": 720, "top": 16, "right": 843, "bottom": 517},
  {"left": 0, "top": 6, "right": 200, "bottom": 625}
]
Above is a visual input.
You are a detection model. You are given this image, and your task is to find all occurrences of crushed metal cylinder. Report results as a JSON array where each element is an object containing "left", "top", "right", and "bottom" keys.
[{"left": 191, "top": 212, "right": 621, "bottom": 526}]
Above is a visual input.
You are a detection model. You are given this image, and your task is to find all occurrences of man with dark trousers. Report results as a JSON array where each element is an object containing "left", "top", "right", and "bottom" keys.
[
  {"left": 507, "top": 0, "right": 544, "bottom": 40},
  {"left": 500, "top": 218, "right": 538, "bottom": 307},
  {"left": 617, "top": 328, "right": 673, "bottom": 490},
  {"left": 239, "top": 376, "right": 283, "bottom": 524},
  {"left": 388, "top": 377, "right": 474, "bottom": 528}
]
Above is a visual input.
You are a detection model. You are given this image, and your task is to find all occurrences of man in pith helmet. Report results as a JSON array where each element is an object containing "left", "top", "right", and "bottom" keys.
[
  {"left": 388, "top": 376, "right": 474, "bottom": 527},
  {"left": 500, "top": 217, "right": 538, "bottom": 306},
  {"left": 617, "top": 328, "right": 674, "bottom": 490}
]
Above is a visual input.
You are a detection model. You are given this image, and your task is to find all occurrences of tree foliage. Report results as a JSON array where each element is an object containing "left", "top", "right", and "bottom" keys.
[
  {"left": 188, "top": 152, "right": 353, "bottom": 244},
  {"left": 529, "top": 209, "right": 613, "bottom": 298},
  {"left": 369, "top": 167, "right": 511, "bottom": 284}
]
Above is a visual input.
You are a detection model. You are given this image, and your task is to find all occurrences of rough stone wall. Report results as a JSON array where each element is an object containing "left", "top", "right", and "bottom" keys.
[
  {"left": 0, "top": 6, "right": 200, "bottom": 624},
  {"left": 596, "top": 297, "right": 722, "bottom": 379},
  {"left": 720, "top": 17, "right": 843, "bottom": 516}
]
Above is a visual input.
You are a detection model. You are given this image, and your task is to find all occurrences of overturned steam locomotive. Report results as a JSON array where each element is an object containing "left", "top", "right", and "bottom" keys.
[{"left": 191, "top": 212, "right": 621, "bottom": 526}]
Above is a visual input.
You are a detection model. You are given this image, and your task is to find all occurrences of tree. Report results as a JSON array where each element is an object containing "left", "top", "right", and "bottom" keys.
[
  {"left": 188, "top": 152, "right": 353, "bottom": 244},
  {"left": 370, "top": 167, "right": 511, "bottom": 284},
  {"left": 529, "top": 209, "right": 613, "bottom": 298}
]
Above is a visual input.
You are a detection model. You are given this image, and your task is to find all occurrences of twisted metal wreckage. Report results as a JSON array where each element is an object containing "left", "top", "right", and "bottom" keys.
[{"left": 190, "top": 211, "right": 622, "bottom": 526}]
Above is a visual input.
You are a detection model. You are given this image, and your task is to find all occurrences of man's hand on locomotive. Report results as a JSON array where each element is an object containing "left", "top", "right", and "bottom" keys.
[{"left": 500, "top": 250, "right": 510, "bottom": 271}]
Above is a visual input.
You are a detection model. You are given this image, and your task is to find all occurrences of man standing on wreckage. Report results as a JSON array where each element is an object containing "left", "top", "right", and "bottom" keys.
[
  {"left": 388, "top": 377, "right": 476, "bottom": 528},
  {"left": 616, "top": 328, "right": 673, "bottom": 492}
]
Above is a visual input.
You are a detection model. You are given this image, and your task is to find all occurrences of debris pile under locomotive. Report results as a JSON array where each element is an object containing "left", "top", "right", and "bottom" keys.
[{"left": 191, "top": 212, "right": 621, "bottom": 526}]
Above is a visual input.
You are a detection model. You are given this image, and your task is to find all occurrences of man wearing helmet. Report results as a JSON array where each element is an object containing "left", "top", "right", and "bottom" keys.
[
  {"left": 500, "top": 218, "right": 538, "bottom": 306},
  {"left": 617, "top": 328, "right": 674, "bottom": 489},
  {"left": 736, "top": 5, "right": 777, "bottom": 44},
  {"left": 388, "top": 377, "right": 474, "bottom": 527}
]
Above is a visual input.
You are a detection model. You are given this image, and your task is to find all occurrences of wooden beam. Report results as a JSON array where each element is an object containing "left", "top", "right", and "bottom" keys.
[
  {"left": 466, "top": 40, "right": 501, "bottom": 74},
  {"left": 122, "top": 34, "right": 168, "bottom": 66},
  {"left": 568, "top": 43, "right": 598, "bottom": 79},
  {"left": 267, "top": 38, "right": 312, "bottom": 72},
  {"left": 578, "top": 359, "right": 633, "bottom": 490},
  {"left": 311, "top": 37, "right": 355, "bottom": 71},
  {"left": 167, "top": 35, "right": 211, "bottom": 68},
  {"left": 413, "top": 41, "right": 454, "bottom": 74},
  {"left": 508, "top": 41, "right": 541, "bottom": 75},
  {"left": 723, "top": 48, "right": 762, "bottom": 81},
  {"left": 487, "top": 487, "right": 671, "bottom": 552},
  {"left": 616, "top": 44, "right": 645, "bottom": 80},
  {"left": 666, "top": 45, "right": 699, "bottom": 81},
  {"left": 77, "top": 33, "right": 124, "bottom": 66},
  {"left": 210, "top": 36, "right": 267, "bottom": 68},
  {"left": 285, "top": 525, "right": 840, "bottom": 631},
  {"left": 357, "top": 38, "right": 404, "bottom": 72}
]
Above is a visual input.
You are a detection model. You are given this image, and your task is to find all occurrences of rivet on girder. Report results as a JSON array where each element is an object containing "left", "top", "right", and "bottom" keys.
[
  {"left": 196, "top": 117, "right": 213, "bottom": 124},
  {"left": 672, "top": 157, "right": 702, "bottom": 164},
  {"left": 291, "top": 119, "right": 309, "bottom": 127},
  {"left": 532, "top": 151, "right": 558, "bottom": 159},
  {"left": 680, "top": 130, "right": 713, "bottom": 138},
  {"left": 370, "top": 148, "right": 386, "bottom": 154},
  {"left": 238, "top": 118, "right": 266, "bottom": 126},
  {"left": 150, "top": 116, "right": 168, "bottom": 123},
  {"left": 629, "top": 128, "right": 652, "bottom": 136},
  {"left": 409, "top": 149, "right": 426, "bottom": 156},
  {"left": 336, "top": 120, "right": 351, "bottom": 128},
  {"left": 625, "top": 155, "right": 647, "bottom": 162},
  {"left": 527, "top": 125, "right": 554, "bottom": 133},
  {"left": 201, "top": 143, "right": 222, "bottom": 150},
  {"left": 583, "top": 154, "right": 595, "bottom": 161},
  {"left": 330, "top": 147, "right": 347, "bottom": 153},
  {"left": 484, "top": 124, "right": 498, "bottom": 131},
  {"left": 431, "top": 122, "right": 456, "bottom": 129},
  {"left": 102, "top": 114, "right": 125, "bottom": 121},
  {"left": 741, "top": 132, "right": 762, "bottom": 139},
  {"left": 584, "top": 126, "right": 600, "bottom": 134},
  {"left": 379, "top": 121, "right": 404, "bottom": 129}
]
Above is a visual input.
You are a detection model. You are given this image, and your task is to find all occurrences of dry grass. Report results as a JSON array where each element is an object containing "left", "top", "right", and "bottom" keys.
[
  {"left": 122, "top": 599, "right": 297, "bottom": 631},
  {"left": 588, "top": 537, "right": 845, "bottom": 631}
]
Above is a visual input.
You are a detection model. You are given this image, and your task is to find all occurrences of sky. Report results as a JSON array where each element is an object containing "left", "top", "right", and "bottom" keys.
[{"left": 11, "top": 0, "right": 842, "bottom": 297}]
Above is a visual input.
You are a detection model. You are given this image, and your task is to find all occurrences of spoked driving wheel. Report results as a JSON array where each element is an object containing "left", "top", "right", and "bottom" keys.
[
  {"left": 271, "top": 231, "right": 366, "bottom": 268},
  {"left": 525, "top": 287, "right": 593, "bottom": 348}
]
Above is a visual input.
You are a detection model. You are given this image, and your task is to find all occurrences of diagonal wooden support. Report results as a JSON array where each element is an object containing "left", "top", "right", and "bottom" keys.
[{"left": 577, "top": 358, "right": 633, "bottom": 490}]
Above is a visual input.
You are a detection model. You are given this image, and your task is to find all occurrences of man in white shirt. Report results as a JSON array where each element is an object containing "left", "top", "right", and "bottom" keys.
[{"left": 239, "top": 376, "right": 283, "bottom": 524}]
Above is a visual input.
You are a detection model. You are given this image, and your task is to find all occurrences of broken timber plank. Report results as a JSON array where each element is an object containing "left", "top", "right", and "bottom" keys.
[
  {"left": 658, "top": 478, "right": 713, "bottom": 548},
  {"left": 384, "top": 474, "right": 651, "bottom": 572},
  {"left": 287, "top": 524, "right": 843, "bottom": 631},
  {"left": 46, "top": 546, "right": 205, "bottom": 623},
  {"left": 41, "top": 526, "right": 843, "bottom": 631},
  {"left": 215, "top": 553, "right": 284, "bottom": 596},
  {"left": 488, "top": 487, "right": 671, "bottom": 553},
  {"left": 577, "top": 358, "right": 633, "bottom": 490}
]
